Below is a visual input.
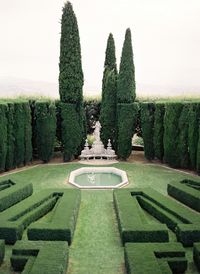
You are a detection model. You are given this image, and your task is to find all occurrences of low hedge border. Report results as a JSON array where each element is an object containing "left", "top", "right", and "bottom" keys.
[
  {"left": 11, "top": 240, "right": 68, "bottom": 274},
  {"left": 0, "top": 239, "right": 5, "bottom": 265},
  {"left": 193, "top": 243, "right": 200, "bottom": 271},
  {"left": 27, "top": 188, "right": 81, "bottom": 245},
  {"left": 0, "top": 188, "right": 80, "bottom": 244},
  {"left": 113, "top": 189, "right": 169, "bottom": 244},
  {"left": 124, "top": 242, "right": 187, "bottom": 274},
  {"left": 114, "top": 188, "right": 200, "bottom": 246},
  {"left": 0, "top": 179, "right": 33, "bottom": 212},
  {"left": 0, "top": 189, "right": 62, "bottom": 243},
  {"left": 168, "top": 179, "right": 200, "bottom": 212},
  {"left": 134, "top": 188, "right": 200, "bottom": 246}
]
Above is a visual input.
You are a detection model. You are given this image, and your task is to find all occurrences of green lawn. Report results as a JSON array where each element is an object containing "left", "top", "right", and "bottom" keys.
[{"left": 0, "top": 162, "right": 200, "bottom": 274}]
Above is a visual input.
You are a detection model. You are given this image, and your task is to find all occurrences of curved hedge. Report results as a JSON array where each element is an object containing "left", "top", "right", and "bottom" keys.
[{"left": 35, "top": 101, "right": 56, "bottom": 162}]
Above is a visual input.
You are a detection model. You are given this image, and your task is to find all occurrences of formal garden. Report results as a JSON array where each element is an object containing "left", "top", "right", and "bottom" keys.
[{"left": 0, "top": 2, "right": 200, "bottom": 274}]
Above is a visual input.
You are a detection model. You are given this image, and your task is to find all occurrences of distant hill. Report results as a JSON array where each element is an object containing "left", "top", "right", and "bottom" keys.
[{"left": 0, "top": 77, "right": 199, "bottom": 99}]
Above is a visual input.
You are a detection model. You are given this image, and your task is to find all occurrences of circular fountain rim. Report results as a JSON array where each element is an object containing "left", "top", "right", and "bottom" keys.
[{"left": 68, "top": 167, "right": 129, "bottom": 189}]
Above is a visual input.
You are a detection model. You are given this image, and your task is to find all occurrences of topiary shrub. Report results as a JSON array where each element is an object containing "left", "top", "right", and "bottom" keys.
[
  {"left": 188, "top": 103, "right": 200, "bottom": 169},
  {"left": 117, "top": 103, "right": 138, "bottom": 160},
  {"left": 0, "top": 103, "right": 8, "bottom": 172},
  {"left": 35, "top": 101, "right": 56, "bottom": 162},
  {"left": 153, "top": 102, "right": 165, "bottom": 161},
  {"left": 141, "top": 102, "right": 155, "bottom": 160},
  {"left": 163, "top": 102, "right": 183, "bottom": 168}
]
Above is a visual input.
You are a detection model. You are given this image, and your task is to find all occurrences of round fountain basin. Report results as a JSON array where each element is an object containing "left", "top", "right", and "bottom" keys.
[{"left": 68, "top": 167, "right": 128, "bottom": 189}]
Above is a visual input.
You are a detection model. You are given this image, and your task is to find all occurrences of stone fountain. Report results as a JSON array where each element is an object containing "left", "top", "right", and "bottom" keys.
[{"left": 80, "top": 121, "right": 117, "bottom": 160}]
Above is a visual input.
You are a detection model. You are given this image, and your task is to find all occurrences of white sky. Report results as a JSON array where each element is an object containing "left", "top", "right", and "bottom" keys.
[{"left": 0, "top": 0, "right": 200, "bottom": 97}]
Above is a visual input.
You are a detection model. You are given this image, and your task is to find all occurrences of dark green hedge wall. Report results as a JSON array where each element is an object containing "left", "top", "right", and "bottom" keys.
[
  {"left": 177, "top": 104, "right": 189, "bottom": 168},
  {"left": 35, "top": 101, "right": 56, "bottom": 163},
  {"left": 5, "top": 103, "right": 15, "bottom": 170},
  {"left": 163, "top": 102, "right": 183, "bottom": 168},
  {"left": 84, "top": 99, "right": 101, "bottom": 134},
  {"left": 117, "top": 103, "right": 138, "bottom": 159},
  {"left": 197, "top": 125, "right": 200, "bottom": 175},
  {"left": 141, "top": 102, "right": 155, "bottom": 160},
  {"left": 24, "top": 102, "right": 32, "bottom": 164},
  {"left": 0, "top": 103, "right": 8, "bottom": 172},
  {"left": 188, "top": 103, "right": 200, "bottom": 169},
  {"left": 153, "top": 103, "right": 165, "bottom": 161},
  {"left": 14, "top": 102, "right": 26, "bottom": 167},
  {"left": 61, "top": 103, "right": 84, "bottom": 161}
]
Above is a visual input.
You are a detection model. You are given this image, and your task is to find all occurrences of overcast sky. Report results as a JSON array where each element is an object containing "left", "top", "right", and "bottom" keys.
[{"left": 0, "top": 0, "right": 200, "bottom": 97}]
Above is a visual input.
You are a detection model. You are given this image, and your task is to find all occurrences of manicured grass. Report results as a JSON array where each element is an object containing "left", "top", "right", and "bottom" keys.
[{"left": 0, "top": 162, "right": 200, "bottom": 273}]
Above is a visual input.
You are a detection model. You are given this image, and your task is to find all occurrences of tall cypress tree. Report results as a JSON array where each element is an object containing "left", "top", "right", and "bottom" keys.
[
  {"left": 100, "top": 33, "right": 117, "bottom": 147},
  {"left": 117, "top": 28, "right": 136, "bottom": 103},
  {"left": 102, "top": 33, "right": 117, "bottom": 101},
  {"left": 59, "top": 1, "right": 83, "bottom": 104},
  {"left": 59, "top": 2, "right": 85, "bottom": 161},
  {"left": 116, "top": 28, "right": 136, "bottom": 159}
]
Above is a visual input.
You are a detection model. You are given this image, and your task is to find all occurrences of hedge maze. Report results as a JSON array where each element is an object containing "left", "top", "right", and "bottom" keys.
[
  {"left": 113, "top": 189, "right": 169, "bottom": 244},
  {"left": 125, "top": 242, "right": 187, "bottom": 274},
  {"left": 0, "top": 181, "right": 80, "bottom": 273},
  {"left": 0, "top": 179, "right": 33, "bottom": 212},
  {"left": 11, "top": 241, "right": 68, "bottom": 274},
  {"left": 168, "top": 179, "right": 200, "bottom": 212},
  {"left": 114, "top": 187, "right": 200, "bottom": 273}
]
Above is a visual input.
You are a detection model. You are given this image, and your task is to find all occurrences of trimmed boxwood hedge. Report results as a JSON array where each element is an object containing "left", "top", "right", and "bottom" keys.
[
  {"left": 114, "top": 188, "right": 200, "bottom": 246},
  {"left": 0, "top": 180, "right": 33, "bottom": 212},
  {"left": 0, "top": 240, "right": 5, "bottom": 265},
  {"left": 11, "top": 240, "right": 68, "bottom": 274},
  {"left": 0, "top": 188, "right": 80, "bottom": 244},
  {"left": 141, "top": 102, "right": 155, "bottom": 160},
  {"left": 28, "top": 188, "right": 81, "bottom": 244},
  {"left": 168, "top": 179, "right": 200, "bottom": 212},
  {"left": 125, "top": 242, "right": 187, "bottom": 274},
  {"left": 116, "top": 103, "right": 139, "bottom": 159},
  {"left": 135, "top": 188, "right": 200, "bottom": 246},
  {"left": 153, "top": 103, "right": 165, "bottom": 161},
  {"left": 113, "top": 189, "right": 169, "bottom": 244},
  {"left": 35, "top": 101, "right": 56, "bottom": 162}
]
